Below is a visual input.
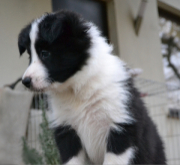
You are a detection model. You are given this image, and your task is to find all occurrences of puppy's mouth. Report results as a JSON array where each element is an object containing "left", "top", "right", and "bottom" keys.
[
  {"left": 22, "top": 85, "right": 47, "bottom": 93},
  {"left": 29, "top": 86, "right": 47, "bottom": 92}
]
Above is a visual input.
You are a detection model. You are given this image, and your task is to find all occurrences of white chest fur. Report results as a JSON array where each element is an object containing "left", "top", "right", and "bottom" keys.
[
  {"left": 48, "top": 77, "right": 132, "bottom": 164},
  {"left": 49, "top": 88, "right": 111, "bottom": 163}
]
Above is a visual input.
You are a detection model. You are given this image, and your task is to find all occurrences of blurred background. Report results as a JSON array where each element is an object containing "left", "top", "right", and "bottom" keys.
[{"left": 0, "top": 0, "right": 180, "bottom": 164}]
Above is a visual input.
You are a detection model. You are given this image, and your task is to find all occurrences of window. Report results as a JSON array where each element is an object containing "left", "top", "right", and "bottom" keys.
[{"left": 52, "top": 0, "right": 109, "bottom": 39}]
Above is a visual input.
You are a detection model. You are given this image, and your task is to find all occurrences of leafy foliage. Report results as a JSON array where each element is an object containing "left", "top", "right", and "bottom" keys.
[
  {"left": 22, "top": 105, "right": 60, "bottom": 165},
  {"left": 22, "top": 137, "right": 43, "bottom": 165},
  {"left": 39, "top": 109, "right": 60, "bottom": 165}
]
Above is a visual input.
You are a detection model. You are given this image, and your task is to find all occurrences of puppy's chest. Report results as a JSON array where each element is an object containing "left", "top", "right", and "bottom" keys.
[{"left": 51, "top": 96, "right": 112, "bottom": 163}]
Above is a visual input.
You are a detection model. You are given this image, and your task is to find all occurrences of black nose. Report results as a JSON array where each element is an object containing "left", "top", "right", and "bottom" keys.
[{"left": 22, "top": 77, "right": 31, "bottom": 88}]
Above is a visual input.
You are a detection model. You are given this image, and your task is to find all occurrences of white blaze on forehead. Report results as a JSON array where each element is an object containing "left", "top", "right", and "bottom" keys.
[
  {"left": 30, "top": 21, "right": 39, "bottom": 62},
  {"left": 29, "top": 15, "right": 46, "bottom": 63},
  {"left": 22, "top": 20, "right": 40, "bottom": 79}
]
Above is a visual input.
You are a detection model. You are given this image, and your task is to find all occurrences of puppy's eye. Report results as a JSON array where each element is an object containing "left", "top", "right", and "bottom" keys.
[{"left": 41, "top": 50, "right": 51, "bottom": 59}]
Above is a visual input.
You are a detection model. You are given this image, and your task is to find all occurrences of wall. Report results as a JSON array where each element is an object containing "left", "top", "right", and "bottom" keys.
[
  {"left": 158, "top": 0, "right": 180, "bottom": 17},
  {"left": 0, "top": 0, "right": 51, "bottom": 87},
  {"left": 159, "top": 0, "right": 180, "bottom": 10},
  {"left": 107, "top": 0, "right": 165, "bottom": 82}
]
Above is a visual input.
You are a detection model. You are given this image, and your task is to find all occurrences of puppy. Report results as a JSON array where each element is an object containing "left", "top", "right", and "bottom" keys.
[{"left": 18, "top": 10, "right": 166, "bottom": 164}]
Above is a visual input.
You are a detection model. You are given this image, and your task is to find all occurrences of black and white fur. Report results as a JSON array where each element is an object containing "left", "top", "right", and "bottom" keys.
[{"left": 18, "top": 10, "right": 166, "bottom": 164}]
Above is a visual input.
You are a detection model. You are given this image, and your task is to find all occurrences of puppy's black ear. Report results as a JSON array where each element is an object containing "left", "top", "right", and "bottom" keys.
[{"left": 18, "top": 24, "right": 31, "bottom": 56}]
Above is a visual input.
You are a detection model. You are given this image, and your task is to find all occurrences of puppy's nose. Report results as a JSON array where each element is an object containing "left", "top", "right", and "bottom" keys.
[{"left": 22, "top": 77, "right": 31, "bottom": 88}]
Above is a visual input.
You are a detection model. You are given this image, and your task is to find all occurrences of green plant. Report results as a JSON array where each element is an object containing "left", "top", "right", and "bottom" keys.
[
  {"left": 22, "top": 137, "right": 43, "bottom": 165},
  {"left": 22, "top": 106, "right": 60, "bottom": 165}
]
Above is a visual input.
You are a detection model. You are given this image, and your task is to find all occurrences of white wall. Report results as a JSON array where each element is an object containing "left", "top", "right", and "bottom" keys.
[
  {"left": 159, "top": 0, "right": 180, "bottom": 10},
  {"left": 0, "top": 0, "right": 51, "bottom": 87},
  {"left": 107, "top": 0, "right": 165, "bottom": 82},
  {"left": 158, "top": 0, "right": 180, "bottom": 18}
]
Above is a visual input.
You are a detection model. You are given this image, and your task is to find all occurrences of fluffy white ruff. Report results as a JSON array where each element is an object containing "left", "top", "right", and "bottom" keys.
[{"left": 46, "top": 22, "right": 134, "bottom": 164}]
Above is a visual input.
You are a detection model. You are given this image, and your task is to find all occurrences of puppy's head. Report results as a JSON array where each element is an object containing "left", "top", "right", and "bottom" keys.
[{"left": 18, "top": 11, "right": 91, "bottom": 91}]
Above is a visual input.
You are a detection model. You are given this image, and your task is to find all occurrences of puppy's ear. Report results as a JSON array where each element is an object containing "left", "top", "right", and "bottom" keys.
[{"left": 18, "top": 24, "right": 31, "bottom": 56}]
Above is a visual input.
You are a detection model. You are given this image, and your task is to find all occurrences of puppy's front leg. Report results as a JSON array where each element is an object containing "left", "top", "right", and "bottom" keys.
[
  {"left": 54, "top": 125, "right": 85, "bottom": 165},
  {"left": 103, "top": 123, "right": 136, "bottom": 165}
]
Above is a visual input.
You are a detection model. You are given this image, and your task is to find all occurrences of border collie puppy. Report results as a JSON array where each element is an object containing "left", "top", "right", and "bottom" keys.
[{"left": 18, "top": 10, "right": 166, "bottom": 164}]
